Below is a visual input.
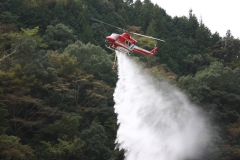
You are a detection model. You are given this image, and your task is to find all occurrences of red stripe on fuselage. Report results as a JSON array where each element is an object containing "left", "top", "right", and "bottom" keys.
[{"left": 133, "top": 46, "right": 153, "bottom": 55}]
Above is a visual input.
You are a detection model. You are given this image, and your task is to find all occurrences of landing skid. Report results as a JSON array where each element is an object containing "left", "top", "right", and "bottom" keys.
[
  {"left": 116, "top": 47, "right": 130, "bottom": 54},
  {"left": 105, "top": 46, "right": 132, "bottom": 70},
  {"left": 105, "top": 45, "right": 116, "bottom": 52}
]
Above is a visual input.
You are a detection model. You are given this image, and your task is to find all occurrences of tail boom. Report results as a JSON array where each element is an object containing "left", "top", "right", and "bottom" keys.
[
  {"left": 150, "top": 47, "right": 158, "bottom": 55},
  {"left": 133, "top": 46, "right": 158, "bottom": 56}
]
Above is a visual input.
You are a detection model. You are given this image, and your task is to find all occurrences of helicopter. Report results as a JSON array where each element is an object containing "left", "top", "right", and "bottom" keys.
[{"left": 91, "top": 18, "right": 165, "bottom": 70}]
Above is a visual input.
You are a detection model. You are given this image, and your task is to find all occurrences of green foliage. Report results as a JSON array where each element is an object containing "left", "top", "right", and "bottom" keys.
[
  {"left": 0, "top": 88, "right": 8, "bottom": 135},
  {"left": 212, "top": 37, "right": 240, "bottom": 63},
  {"left": 52, "top": 0, "right": 66, "bottom": 23},
  {"left": 41, "top": 135, "right": 84, "bottom": 160},
  {"left": 178, "top": 61, "right": 240, "bottom": 100},
  {"left": 45, "top": 112, "right": 81, "bottom": 138},
  {"left": 1, "top": 0, "right": 240, "bottom": 159},
  {"left": 0, "top": 107, "right": 8, "bottom": 135},
  {"left": 178, "top": 62, "right": 240, "bottom": 158},
  {"left": 188, "top": 10, "right": 199, "bottom": 38},
  {"left": 47, "top": 51, "right": 78, "bottom": 77},
  {"left": 146, "top": 19, "right": 157, "bottom": 37},
  {"left": 0, "top": 26, "right": 47, "bottom": 70},
  {"left": 178, "top": 61, "right": 240, "bottom": 124},
  {"left": 43, "top": 23, "right": 77, "bottom": 52},
  {"left": 81, "top": 121, "right": 115, "bottom": 160},
  {"left": 134, "top": 36, "right": 157, "bottom": 51},
  {"left": 11, "top": 37, "right": 38, "bottom": 65},
  {"left": 196, "top": 21, "right": 212, "bottom": 50},
  {"left": 222, "top": 118, "right": 240, "bottom": 159},
  {"left": 0, "top": 64, "right": 40, "bottom": 94},
  {"left": 0, "top": 135, "right": 34, "bottom": 159},
  {"left": 183, "top": 54, "right": 205, "bottom": 74},
  {"left": 0, "top": 11, "right": 19, "bottom": 24},
  {"left": 64, "top": 41, "right": 117, "bottom": 86},
  {"left": 0, "top": 32, "right": 48, "bottom": 73},
  {"left": 90, "top": 20, "right": 107, "bottom": 47},
  {"left": 194, "top": 61, "right": 239, "bottom": 93},
  {"left": 146, "top": 64, "right": 178, "bottom": 83},
  {"left": 26, "top": 50, "right": 58, "bottom": 84},
  {"left": 20, "top": 26, "right": 48, "bottom": 48},
  {"left": 202, "top": 129, "right": 224, "bottom": 160}
]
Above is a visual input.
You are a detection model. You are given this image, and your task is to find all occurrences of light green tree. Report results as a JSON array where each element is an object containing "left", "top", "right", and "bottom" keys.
[
  {"left": 64, "top": 41, "right": 117, "bottom": 86},
  {"left": 47, "top": 51, "right": 78, "bottom": 77}
]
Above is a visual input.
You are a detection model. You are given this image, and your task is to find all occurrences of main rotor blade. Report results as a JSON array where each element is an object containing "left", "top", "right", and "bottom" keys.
[
  {"left": 130, "top": 32, "right": 165, "bottom": 42},
  {"left": 91, "top": 18, "right": 124, "bottom": 31},
  {"left": 91, "top": 18, "right": 165, "bottom": 42}
]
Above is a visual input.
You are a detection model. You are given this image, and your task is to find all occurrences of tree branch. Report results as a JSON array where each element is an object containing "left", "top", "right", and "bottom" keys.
[{"left": 0, "top": 50, "right": 16, "bottom": 62}]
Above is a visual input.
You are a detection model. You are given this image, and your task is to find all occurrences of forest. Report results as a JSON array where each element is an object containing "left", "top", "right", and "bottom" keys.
[{"left": 0, "top": 0, "right": 240, "bottom": 159}]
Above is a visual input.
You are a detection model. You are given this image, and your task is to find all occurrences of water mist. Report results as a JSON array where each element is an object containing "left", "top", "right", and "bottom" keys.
[{"left": 113, "top": 51, "right": 209, "bottom": 160}]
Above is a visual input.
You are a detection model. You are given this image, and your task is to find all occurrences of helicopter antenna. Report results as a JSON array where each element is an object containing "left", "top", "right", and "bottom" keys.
[{"left": 91, "top": 18, "right": 165, "bottom": 42}]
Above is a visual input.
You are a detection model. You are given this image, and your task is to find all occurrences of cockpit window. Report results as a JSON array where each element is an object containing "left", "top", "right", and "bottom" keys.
[
  {"left": 111, "top": 33, "right": 119, "bottom": 39},
  {"left": 126, "top": 40, "right": 131, "bottom": 46}
]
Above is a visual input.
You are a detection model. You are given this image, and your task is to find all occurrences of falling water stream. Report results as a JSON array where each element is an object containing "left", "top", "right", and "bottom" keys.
[{"left": 113, "top": 51, "right": 209, "bottom": 160}]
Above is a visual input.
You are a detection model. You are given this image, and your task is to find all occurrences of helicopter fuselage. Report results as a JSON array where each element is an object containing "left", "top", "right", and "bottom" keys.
[{"left": 106, "top": 33, "right": 158, "bottom": 56}]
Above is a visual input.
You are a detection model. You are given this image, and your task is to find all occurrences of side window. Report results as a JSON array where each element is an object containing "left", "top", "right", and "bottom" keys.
[{"left": 125, "top": 40, "right": 131, "bottom": 46}]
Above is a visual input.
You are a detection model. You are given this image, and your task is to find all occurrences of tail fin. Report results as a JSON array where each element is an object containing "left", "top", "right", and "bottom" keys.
[{"left": 150, "top": 47, "right": 158, "bottom": 55}]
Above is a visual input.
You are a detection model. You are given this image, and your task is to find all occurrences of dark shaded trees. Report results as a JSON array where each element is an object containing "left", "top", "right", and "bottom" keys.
[
  {"left": 43, "top": 23, "right": 77, "bottom": 52},
  {"left": 81, "top": 121, "right": 115, "bottom": 160},
  {"left": 178, "top": 61, "right": 240, "bottom": 159},
  {"left": 212, "top": 35, "right": 240, "bottom": 64},
  {"left": 1, "top": 0, "right": 240, "bottom": 159}
]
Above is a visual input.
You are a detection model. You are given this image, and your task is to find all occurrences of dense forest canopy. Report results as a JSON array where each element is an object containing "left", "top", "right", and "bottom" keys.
[{"left": 0, "top": 0, "right": 240, "bottom": 159}]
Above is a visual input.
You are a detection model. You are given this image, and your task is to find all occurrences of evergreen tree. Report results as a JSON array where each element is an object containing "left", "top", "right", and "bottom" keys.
[
  {"left": 188, "top": 9, "right": 199, "bottom": 38},
  {"left": 0, "top": 88, "right": 8, "bottom": 135},
  {"left": 81, "top": 121, "right": 115, "bottom": 160},
  {"left": 52, "top": 0, "right": 66, "bottom": 24},
  {"left": 196, "top": 19, "right": 212, "bottom": 51},
  {"left": 43, "top": 23, "right": 77, "bottom": 52},
  {"left": 1, "top": 0, "right": 240, "bottom": 159}
]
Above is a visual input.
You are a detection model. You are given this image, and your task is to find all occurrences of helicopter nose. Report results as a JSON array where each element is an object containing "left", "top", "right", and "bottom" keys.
[{"left": 106, "top": 36, "right": 116, "bottom": 41}]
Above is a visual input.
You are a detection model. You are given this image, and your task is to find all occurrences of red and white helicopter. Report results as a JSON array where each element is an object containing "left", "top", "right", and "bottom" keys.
[{"left": 91, "top": 18, "right": 165, "bottom": 70}]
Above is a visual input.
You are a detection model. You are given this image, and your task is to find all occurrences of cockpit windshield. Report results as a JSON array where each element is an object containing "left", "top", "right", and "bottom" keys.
[{"left": 110, "top": 33, "right": 119, "bottom": 39}]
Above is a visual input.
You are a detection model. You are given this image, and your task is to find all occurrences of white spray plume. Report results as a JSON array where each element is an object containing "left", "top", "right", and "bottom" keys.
[{"left": 114, "top": 51, "right": 209, "bottom": 160}]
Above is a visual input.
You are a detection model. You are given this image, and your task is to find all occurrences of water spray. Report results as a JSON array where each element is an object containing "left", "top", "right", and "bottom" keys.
[{"left": 113, "top": 51, "right": 209, "bottom": 160}]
